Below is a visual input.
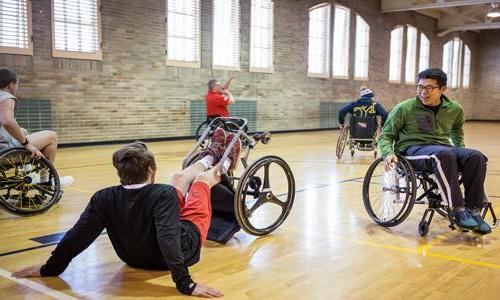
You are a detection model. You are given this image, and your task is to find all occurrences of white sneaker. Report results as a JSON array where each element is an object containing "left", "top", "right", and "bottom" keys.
[{"left": 59, "top": 176, "right": 74, "bottom": 187}]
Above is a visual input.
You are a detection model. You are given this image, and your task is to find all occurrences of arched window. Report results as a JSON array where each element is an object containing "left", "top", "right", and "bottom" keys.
[
  {"left": 332, "top": 4, "right": 350, "bottom": 78},
  {"left": 354, "top": 14, "right": 369, "bottom": 80},
  {"left": 418, "top": 33, "right": 430, "bottom": 72},
  {"left": 442, "top": 37, "right": 464, "bottom": 89},
  {"left": 389, "top": 26, "right": 403, "bottom": 82},
  {"left": 307, "top": 3, "right": 331, "bottom": 77}
]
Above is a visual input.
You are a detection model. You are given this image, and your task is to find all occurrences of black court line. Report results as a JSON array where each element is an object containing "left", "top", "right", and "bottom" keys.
[{"left": 0, "top": 232, "right": 107, "bottom": 258}]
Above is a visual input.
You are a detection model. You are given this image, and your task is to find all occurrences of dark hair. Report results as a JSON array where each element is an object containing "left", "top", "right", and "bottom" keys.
[
  {"left": 112, "top": 142, "right": 156, "bottom": 185},
  {"left": 207, "top": 79, "right": 219, "bottom": 91},
  {"left": 0, "top": 68, "right": 18, "bottom": 89},
  {"left": 417, "top": 68, "right": 448, "bottom": 88}
]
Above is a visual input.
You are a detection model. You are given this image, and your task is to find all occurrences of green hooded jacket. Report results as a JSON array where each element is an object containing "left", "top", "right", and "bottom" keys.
[{"left": 378, "top": 94, "right": 465, "bottom": 158}]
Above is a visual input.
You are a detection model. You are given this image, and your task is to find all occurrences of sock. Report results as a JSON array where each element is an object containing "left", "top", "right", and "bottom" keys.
[
  {"left": 221, "top": 159, "right": 232, "bottom": 173},
  {"left": 469, "top": 208, "right": 481, "bottom": 216},
  {"left": 199, "top": 155, "right": 214, "bottom": 170}
]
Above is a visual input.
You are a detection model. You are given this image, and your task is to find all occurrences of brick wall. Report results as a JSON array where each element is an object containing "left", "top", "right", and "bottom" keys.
[
  {"left": 474, "top": 30, "right": 500, "bottom": 120},
  {"left": 0, "top": 0, "right": 490, "bottom": 144}
]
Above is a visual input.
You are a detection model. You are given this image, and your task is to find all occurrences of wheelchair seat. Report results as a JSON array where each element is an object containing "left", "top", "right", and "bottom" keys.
[
  {"left": 349, "top": 116, "right": 378, "bottom": 140},
  {"left": 337, "top": 116, "right": 379, "bottom": 159}
]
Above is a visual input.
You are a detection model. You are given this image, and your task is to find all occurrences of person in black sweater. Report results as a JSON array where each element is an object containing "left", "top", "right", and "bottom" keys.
[{"left": 12, "top": 136, "right": 240, "bottom": 297}]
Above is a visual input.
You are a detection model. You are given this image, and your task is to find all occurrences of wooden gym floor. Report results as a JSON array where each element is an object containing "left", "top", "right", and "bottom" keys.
[{"left": 1, "top": 121, "right": 500, "bottom": 299}]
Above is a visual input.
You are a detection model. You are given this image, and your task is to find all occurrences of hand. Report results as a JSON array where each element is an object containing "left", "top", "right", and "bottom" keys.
[
  {"left": 25, "top": 144, "right": 44, "bottom": 159},
  {"left": 375, "top": 127, "right": 382, "bottom": 138},
  {"left": 12, "top": 265, "right": 42, "bottom": 278},
  {"left": 384, "top": 154, "right": 398, "bottom": 172},
  {"left": 227, "top": 72, "right": 235, "bottom": 80},
  {"left": 191, "top": 283, "right": 223, "bottom": 298}
]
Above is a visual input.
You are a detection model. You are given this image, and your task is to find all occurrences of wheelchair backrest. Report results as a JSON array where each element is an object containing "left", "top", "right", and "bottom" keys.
[{"left": 349, "top": 116, "right": 377, "bottom": 139}]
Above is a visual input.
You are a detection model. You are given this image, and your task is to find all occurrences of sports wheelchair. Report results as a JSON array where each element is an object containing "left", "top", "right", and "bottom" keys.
[
  {"left": 362, "top": 154, "right": 498, "bottom": 236},
  {"left": 336, "top": 116, "right": 379, "bottom": 159},
  {"left": 0, "top": 147, "right": 63, "bottom": 216},
  {"left": 183, "top": 117, "right": 296, "bottom": 238}
]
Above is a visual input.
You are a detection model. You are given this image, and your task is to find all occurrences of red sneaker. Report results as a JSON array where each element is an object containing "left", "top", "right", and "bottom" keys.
[
  {"left": 207, "top": 127, "right": 226, "bottom": 162},
  {"left": 224, "top": 133, "right": 241, "bottom": 171}
]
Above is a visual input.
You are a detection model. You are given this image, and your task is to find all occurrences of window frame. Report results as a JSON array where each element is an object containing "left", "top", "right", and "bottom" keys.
[
  {"left": 331, "top": 4, "right": 350, "bottom": 79},
  {"left": 404, "top": 25, "right": 417, "bottom": 84},
  {"left": 51, "top": 0, "right": 103, "bottom": 60},
  {"left": 307, "top": 3, "right": 331, "bottom": 78},
  {"left": 166, "top": 0, "right": 201, "bottom": 68},
  {"left": 212, "top": 0, "right": 241, "bottom": 71},
  {"left": 249, "top": 0, "right": 274, "bottom": 73},
  {"left": 354, "top": 13, "right": 369, "bottom": 81},
  {"left": 388, "top": 25, "right": 404, "bottom": 83},
  {"left": 0, "top": 0, "right": 33, "bottom": 55}
]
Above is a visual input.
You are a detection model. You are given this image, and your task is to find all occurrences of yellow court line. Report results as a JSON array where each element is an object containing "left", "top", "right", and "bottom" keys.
[
  {"left": 65, "top": 186, "right": 94, "bottom": 195},
  {"left": 282, "top": 226, "right": 500, "bottom": 270}
]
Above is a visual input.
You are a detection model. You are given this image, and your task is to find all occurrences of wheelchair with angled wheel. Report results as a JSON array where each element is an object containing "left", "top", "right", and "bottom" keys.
[
  {"left": 0, "top": 147, "right": 63, "bottom": 216},
  {"left": 362, "top": 154, "right": 498, "bottom": 236},
  {"left": 183, "top": 117, "right": 295, "bottom": 238},
  {"left": 337, "top": 116, "right": 379, "bottom": 159}
]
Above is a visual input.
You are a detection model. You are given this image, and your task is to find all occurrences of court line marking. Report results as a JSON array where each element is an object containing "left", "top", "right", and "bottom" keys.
[
  {"left": 283, "top": 226, "right": 500, "bottom": 269},
  {"left": 0, "top": 268, "right": 77, "bottom": 300}
]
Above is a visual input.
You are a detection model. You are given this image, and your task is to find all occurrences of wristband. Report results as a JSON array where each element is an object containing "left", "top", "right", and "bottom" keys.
[{"left": 21, "top": 137, "right": 29, "bottom": 146}]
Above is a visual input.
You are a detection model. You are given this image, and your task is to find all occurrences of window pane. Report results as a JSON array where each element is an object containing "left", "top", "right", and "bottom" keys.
[
  {"left": 405, "top": 25, "right": 417, "bottom": 83},
  {"left": 389, "top": 26, "right": 403, "bottom": 82},
  {"left": 418, "top": 33, "right": 430, "bottom": 72},
  {"left": 332, "top": 5, "right": 350, "bottom": 77},
  {"left": 307, "top": 4, "right": 330, "bottom": 75},
  {"left": 463, "top": 45, "right": 471, "bottom": 88},
  {"left": 354, "top": 14, "right": 369, "bottom": 79},
  {"left": 167, "top": 0, "right": 200, "bottom": 63},
  {"left": 250, "top": 0, "right": 273, "bottom": 69},
  {"left": 0, "top": 0, "right": 30, "bottom": 49},
  {"left": 213, "top": 0, "right": 240, "bottom": 67},
  {"left": 450, "top": 38, "right": 462, "bottom": 88},
  {"left": 53, "top": 0, "right": 100, "bottom": 53}
]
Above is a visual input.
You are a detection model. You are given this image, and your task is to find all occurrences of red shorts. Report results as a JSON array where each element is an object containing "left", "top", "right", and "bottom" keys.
[{"left": 175, "top": 182, "right": 212, "bottom": 242}]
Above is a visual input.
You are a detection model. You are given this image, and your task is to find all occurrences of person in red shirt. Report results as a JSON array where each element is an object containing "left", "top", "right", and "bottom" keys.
[{"left": 205, "top": 73, "right": 235, "bottom": 118}]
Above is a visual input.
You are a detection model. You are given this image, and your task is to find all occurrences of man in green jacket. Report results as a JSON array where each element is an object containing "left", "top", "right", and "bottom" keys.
[{"left": 379, "top": 68, "right": 490, "bottom": 234}]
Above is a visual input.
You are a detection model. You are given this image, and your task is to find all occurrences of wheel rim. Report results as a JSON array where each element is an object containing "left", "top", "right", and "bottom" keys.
[
  {"left": 336, "top": 127, "right": 348, "bottom": 159},
  {"left": 362, "top": 156, "right": 416, "bottom": 226},
  {"left": 235, "top": 156, "right": 295, "bottom": 235},
  {"left": 0, "top": 149, "right": 61, "bottom": 215}
]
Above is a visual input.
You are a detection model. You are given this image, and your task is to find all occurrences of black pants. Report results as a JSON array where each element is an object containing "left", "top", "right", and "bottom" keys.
[{"left": 403, "top": 144, "right": 488, "bottom": 209}]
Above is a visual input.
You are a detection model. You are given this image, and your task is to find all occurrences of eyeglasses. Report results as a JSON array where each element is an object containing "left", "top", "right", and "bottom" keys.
[{"left": 416, "top": 85, "right": 440, "bottom": 93}]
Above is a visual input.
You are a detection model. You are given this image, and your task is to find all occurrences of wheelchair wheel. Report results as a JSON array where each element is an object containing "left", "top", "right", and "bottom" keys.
[
  {"left": 195, "top": 120, "right": 210, "bottom": 142},
  {"left": 362, "top": 155, "right": 417, "bottom": 227},
  {"left": 0, "top": 148, "right": 62, "bottom": 216},
  {"left": 336, "top": 126, "right": 349, "bottom": 159},
  {"left": 234, "top": 155, "right": 295, "bottom": 235}
]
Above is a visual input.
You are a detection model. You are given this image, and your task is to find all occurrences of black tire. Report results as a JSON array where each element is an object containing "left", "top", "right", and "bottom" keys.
[
  {"left": 418, "top": 220, "right": 429, "bottom": 237},
  {"left": 234, "top": 156, "right": 295, "bottom": 235},
  {"left": 336, "top": 126, "right": 349, "bottom": 159},
  {"left": 0, "top": 148, "right": 62, "bottom": 216},
  {"left": 362, "top": 155, "right": 416, "bottom": 227}
]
